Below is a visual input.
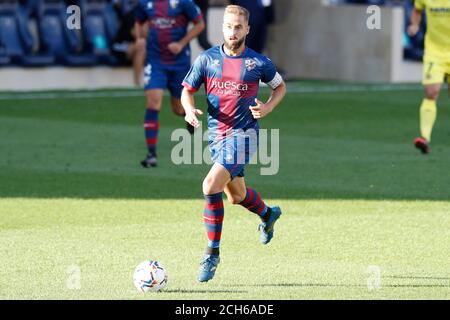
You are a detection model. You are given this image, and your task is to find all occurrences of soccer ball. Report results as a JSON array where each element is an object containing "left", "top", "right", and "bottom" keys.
[{"left": 133, "top": 260, "right": 168, "bottom": 293}]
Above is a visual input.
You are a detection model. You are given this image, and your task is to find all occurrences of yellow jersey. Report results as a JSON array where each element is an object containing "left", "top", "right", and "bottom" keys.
[{"left": 415, "top": 0, "right": 450, "bottom": 61}]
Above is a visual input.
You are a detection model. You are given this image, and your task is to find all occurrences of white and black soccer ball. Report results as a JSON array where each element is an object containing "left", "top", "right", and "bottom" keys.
[{"left": 133, "top": 260, "right": 168, "bottom": 293}]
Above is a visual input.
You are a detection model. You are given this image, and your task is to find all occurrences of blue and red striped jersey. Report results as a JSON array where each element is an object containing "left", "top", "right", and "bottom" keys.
[
  {"left": 182, "top": 45, "right": 281, "bottom": 139},
  {"left": 135, "top": 0, "right": 203, "bottom": 67}
]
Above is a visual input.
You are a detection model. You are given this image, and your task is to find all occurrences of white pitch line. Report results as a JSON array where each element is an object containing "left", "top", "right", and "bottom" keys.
[
  {"left": 288, "top": 84, "right": 424, "bottom": 93},
  {"left": 0, "top": 91, "right": 143, "bottom": 101},
  {"left": 0, "top": 84, "right": 427, "bottom": 101}
]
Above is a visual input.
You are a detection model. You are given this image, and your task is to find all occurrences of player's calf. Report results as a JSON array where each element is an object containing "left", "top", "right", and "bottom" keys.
[
  {"left": 225, "top": 193, "right": 245, "bottom": 205},
  {"left": 239, "top": 187, "right": 270, "bottom": 221},
  {"left": 199, "top": 192, "right": 224, "bottom": 282},
  {"left": 142, "top": 108, "right": 160, "bottom": 168}
]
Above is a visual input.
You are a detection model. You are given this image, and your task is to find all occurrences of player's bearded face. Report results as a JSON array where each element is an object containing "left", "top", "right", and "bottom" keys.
[
  {"left": 224, "top": 34, "right": 246, "bottom": 51},
  {"left": 223, "top": 14, "right": 249, "bottom": 51}
]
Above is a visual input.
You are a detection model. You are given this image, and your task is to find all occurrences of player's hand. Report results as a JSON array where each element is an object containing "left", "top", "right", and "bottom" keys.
[
  {"left": 136, "top": 38, "right": 146, "bottom": 51},
  {"left": 184, "top": 108, "right": 203, "bottom": 128},
  {"left": 168, "top": 42, "right": 184, "bottom": 55},
  {"left": 407, "top": 24, "right": 420, "bottom": 37},
  {"left": 249, "top": 98, "right": 272, "bottom": 119}
]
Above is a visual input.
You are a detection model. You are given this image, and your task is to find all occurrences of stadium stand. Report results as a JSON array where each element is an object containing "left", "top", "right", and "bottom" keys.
[
  {"left": 78, "top": 0, "right": 118, "bottom": 64},
  {"left": 37, "top": 0, "right": 97, "bottom": 65},
  {"left": 0, "top": 0, "right": 122, "bottom": 66},
  {"left": 0, "top": 0, "right": 55, "bottom": 65},
  {"left": 403, "top": 0, "right": 426, "bottom": 61},
  {"left": 0, "top": 0, "right": 425, "bottom": 88},
  {"left": 336, "top": 0, "right": 426, "bottom": 61},
  {"left": 0, "top": 0, "right": 425, "bottom": 68}
]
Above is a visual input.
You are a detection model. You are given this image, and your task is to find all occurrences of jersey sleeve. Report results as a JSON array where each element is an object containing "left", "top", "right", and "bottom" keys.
[
  {"left": 182, "top": 0, "right": 203, "bottom": 23},
  {"left": 182, "top": 54, "right": 206, "bottom": 92},
  {"left": 135, "top": 0, "right": 147, "bottom": 24},
  {"left": 414, "top": 0, "right": 425, "bottom": 11},
  {"left": 261, "top": 57, "right": 283, "bottom": 90}
]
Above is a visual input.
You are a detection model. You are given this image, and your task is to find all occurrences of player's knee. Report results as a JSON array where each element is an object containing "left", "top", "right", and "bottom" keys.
[
  {"left": 135, "top": 43, "right": 145, "bottom": 54},
  {"left": 146, "top": 99, "right": 161, "bottom": 111},
  {"left": 227, "top": 193, "right": 245, "bottom": 205},
  {"left": 425, "top": 87, "right": 440, "bottom": 100},
  {"left": 171, "top": 101, "right": 185, "bottom": 116},
  {"left": 145, "top": 92, "right": 163, "bottom": 110},
  {"left": 202, "top": 177, "right": 219, "bottom": 195}
]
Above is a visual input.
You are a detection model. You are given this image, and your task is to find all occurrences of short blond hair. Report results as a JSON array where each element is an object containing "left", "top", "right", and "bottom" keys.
[{"left": 224, "top": 5, "right": 250, "bottom": 23}]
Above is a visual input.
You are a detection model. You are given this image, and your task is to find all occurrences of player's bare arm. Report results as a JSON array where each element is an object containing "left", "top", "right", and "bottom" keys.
[
  {"left": 168, "top": 19, "right": 205, "bottom": 55},
  {"left": 181, "top": 88, "right": 203, "bottom": 128},
  {"left": 134, "top": 21, "right": 148, "bottom": 51},
  {"left": 407, "top": 8, "right": 422, "bottom": 37},
  {"left": 250, "top": 81, "right": 287, "bottom": 119}
]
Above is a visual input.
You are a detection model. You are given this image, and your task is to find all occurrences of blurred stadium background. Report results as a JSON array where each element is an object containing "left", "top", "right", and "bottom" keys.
[
  {"left": 0, "top": 0, "right": 428, "bottom": 90},
  {"left": 1, "top": 0, "right": 449, "bottom": 300}
]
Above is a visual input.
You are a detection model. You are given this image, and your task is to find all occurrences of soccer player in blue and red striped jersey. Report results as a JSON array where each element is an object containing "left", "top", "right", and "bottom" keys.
[
  {"left": 135, "top": 0, "right": 205, "bottom": 167},
  {"left": 181, "top": 5, "right": 286, "bottom": 282}
]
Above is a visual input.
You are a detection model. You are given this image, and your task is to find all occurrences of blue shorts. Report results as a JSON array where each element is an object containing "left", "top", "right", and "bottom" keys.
[
  {"left": 143, "top": 62, "right": 190, "bottom": 99},
  {"left": 209, "top": 129, "right": 259, "bottom": 179}
]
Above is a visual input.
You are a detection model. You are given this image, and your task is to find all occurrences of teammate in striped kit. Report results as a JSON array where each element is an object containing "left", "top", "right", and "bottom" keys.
[
  {"left": 135, "top": 0, "right": 205, "bottom": 167},
  {"left": 181, "top": 5, "right": 286, "bottom": 282}
]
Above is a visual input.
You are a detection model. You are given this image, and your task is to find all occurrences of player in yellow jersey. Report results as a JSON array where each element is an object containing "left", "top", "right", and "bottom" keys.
[{"left": 408, "top": 0, "right": 450, "bottom": 154}]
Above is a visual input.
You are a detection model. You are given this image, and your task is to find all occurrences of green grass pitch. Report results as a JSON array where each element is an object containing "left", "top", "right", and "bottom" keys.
[{"left": 0, "top": 83, "right": 449, "bottom": 299}]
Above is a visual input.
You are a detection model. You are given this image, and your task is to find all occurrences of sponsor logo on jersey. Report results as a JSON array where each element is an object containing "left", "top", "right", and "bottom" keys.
[
  {"left": 430, "top": 7, "right": 450, "bottom": 13},
  {"left": 210, "top": 80, "right": 249, "bottom": 92},
  {"left": 151, "top": 17, "right": 176, "bottom": 29}
]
